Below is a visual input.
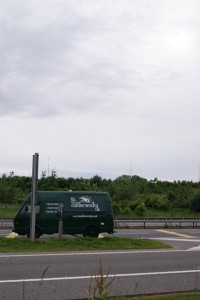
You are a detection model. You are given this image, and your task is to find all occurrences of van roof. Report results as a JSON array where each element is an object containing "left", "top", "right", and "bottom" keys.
[{"left": 36, "top": 191, "right": 109, "bottom": 194}]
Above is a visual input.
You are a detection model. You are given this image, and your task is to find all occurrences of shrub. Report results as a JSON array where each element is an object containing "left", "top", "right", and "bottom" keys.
[
  {"left": 135, "top": 203, "right": 146, "bottom": 217},
  {"left": 191, "top": 193, "right": 200, "bottom": 212},
  {"left": 121, "top": 206, "right": 132, "bottom": 216},
  {"left": 112, "top": 202, "right": 121, "bottom": 215},
  {"left": 144, "top": 195, "right": 168, "bottom": 211},
  {"left": 129, "top": 199, "right": 143, "bottom": 211}
]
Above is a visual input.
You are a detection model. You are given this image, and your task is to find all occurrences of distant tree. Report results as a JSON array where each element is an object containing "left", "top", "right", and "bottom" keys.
[
  {"left": 191, "top": 194, "right": 200, "bottom": 212},
  {"left": 121, "top": 206, "right": 132, "bottom": 216},
  {"left": 145, "top": 194, "right": 168, "bottom": 211},
  {"left": 41, "top": 171, "right": 47, "bottom": 179},
  {"left": 113, "top": 175, "right": 134, "bottom": 201},
  {"left": 134, "top": 200, "right": 146, "bottom": 217},
  {"left": 131, "top": 175, "right": 148, "bottom": 195},
  {"left": 167, "top": 190, "right": 176, "bottom": 202},
  {"left": 112, "top": 202, "right": 121, "bottom": 215},
  {"left": 0, "top": 180, "right": 18, "bottom": 204},
  {"left": 51, "top": 169, "right": 57, "bottom": 178},
  {"left": 90, "top": 175, "right": 103, "bottom": 188}
]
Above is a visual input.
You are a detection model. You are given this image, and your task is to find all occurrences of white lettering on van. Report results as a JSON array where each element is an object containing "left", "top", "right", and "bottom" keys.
[
  {"left": 45, "top": 202, "right": 60, "bottom": 214},
  {"left": 73, "top": 215, "right": 97, "bottom": 218},
  {"left": 70, "top": 196, "right": 100, "bottom": 211}
]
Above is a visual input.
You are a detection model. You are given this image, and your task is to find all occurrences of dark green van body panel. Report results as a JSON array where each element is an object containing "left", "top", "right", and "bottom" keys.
[{"left": 13, "top": 191, "right": 114, "bottom": 237}]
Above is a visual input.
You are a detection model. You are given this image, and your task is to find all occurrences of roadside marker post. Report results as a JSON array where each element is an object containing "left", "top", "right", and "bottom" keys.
[
  {"left": 30, "top": 153, "right": 39, "bottom": 242},
  {"left": 58, "top": 203, "right": 64, "bottom": 238}
]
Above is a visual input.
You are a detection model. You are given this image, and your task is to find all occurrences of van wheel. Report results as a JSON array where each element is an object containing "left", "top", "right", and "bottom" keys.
[
  {"left": 27, "top": 227, "right": 41, "bottom": 239},
  {"left": 83, "top": 226, "right": 99, "bottom": 238}
]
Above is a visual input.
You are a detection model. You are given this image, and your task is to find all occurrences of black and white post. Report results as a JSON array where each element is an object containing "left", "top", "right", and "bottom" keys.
[{"left": 30, "top": 153, "right": 39, "bottom": 242}]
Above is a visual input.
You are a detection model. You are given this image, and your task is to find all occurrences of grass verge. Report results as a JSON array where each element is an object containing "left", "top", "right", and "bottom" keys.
[
  {"left": 0, "top": 237, "right": 170, "bottom": 253},
  {"left": 113, "top": 292, "right": 200, "bottom": 299}
]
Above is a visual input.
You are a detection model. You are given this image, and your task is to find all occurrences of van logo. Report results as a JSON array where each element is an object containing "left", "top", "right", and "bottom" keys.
[
  {"left": 79, "top": 196, "right": 92, "bottom": 204},
  {"left": 70, "top": 196, "right": 100, "bottom": 211}
]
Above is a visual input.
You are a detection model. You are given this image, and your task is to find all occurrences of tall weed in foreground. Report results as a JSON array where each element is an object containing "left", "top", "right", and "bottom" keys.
[
  {"left": 35, "top": 265, "right": 49, "bottom": 300},
  {"left": 87, "top": 257, "right": 115, "bottom": 299}
]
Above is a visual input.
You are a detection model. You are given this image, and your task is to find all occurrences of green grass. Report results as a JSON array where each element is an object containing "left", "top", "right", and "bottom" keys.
[
  {"left": 116, "top": 207, "right": 200, "bottom": 218},
  {"left": 144, "top": 208, "right": 200, "bottom": 218},
  {"left": 1, "top": 203, "right": 200, "bottom": 219},
  {"left": 114, "top": 292, "right": 200, "bottom": 299},
  {"left": 0, "top": 204, "right": 19, "bottom": 218},
  {"left": 0, "top": 237, "right": 170, "bottom": 253}
]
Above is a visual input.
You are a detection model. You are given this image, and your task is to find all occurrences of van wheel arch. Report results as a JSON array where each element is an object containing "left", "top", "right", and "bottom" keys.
[
  {"left": 83, "top": 226, "right": 99, "bottom": 238},
  {"left": 26, "top": 226, "right": 41, "bottom": 239}
]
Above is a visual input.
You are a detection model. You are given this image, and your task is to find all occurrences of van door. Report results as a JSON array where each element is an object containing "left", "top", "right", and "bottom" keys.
[{"left": 39, "top": 201, "right": 62, "bottom": 234}]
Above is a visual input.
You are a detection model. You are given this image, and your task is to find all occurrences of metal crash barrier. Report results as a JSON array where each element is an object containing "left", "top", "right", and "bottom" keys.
[
  {"left": 114, "top": 217, "right": 200, "bottom": 229},
  {"left": 1, "top": 217, "right": 200, "bottom": 230},
  {"left": 0, "top": 218, "right": 13, "bottom": 229}
]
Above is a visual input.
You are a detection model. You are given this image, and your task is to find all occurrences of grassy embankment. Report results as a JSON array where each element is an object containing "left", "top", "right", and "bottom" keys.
[
  {"left": 1, "top": 204, "right": 200, "bottom": 218},
  {"left": 0, "top": 204, "right": 19, "bottom": 218}
]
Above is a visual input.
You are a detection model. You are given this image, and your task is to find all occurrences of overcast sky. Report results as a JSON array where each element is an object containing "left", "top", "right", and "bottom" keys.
[{"left": 0, "top": 0, "right": 200, "bottom": 181}]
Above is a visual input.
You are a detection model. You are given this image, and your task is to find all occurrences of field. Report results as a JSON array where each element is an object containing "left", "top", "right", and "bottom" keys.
[{"left": 1, "top": 204, "right": 200, "bottom": 219}]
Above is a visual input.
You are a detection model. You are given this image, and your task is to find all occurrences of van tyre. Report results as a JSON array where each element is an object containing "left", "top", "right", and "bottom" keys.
[
  {"left": 83, "top": 226, "right": 99, "bottom": 238},
  {"left": 27, "top": 227, "right": 41, "bottom": 239}
]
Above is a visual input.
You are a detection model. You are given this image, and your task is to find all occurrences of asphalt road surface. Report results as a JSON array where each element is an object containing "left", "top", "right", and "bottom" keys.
[{"left": 1, "top": 228, "right": 200, "bottom": 299}]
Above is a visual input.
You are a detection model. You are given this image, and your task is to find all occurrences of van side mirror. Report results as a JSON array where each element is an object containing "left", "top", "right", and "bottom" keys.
[{"left": 25, "top": 206, "right": 28, "bottom": 213}]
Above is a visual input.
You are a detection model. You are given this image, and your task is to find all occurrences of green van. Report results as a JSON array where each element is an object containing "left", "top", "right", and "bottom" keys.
[{"left": 13, "top": 191, "right": 114, "bottom": 238}]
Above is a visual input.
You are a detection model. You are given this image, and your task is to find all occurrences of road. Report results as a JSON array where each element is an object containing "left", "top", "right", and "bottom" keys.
[
  {"left": 1, "top": 229, "right": 200, "bottom": 299},
  {"left": 115, "top": 228, "right": 200, "bottom": 250}
]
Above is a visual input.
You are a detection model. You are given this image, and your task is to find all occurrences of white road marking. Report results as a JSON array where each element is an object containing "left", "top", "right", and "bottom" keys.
[
  {"left": 117, "top": 232, "right": 150, "bottom": 236},
  {"left": 187, "top": 245, "right": 200, "bottom": 251},
  {"left": 0, "top": 248, "right": 197, "bottom": 259},
  {"left": 1, "top": 269, "right": 200, "bottom": 284},
  {"left": 156, "top": 229, "right": 195, "bottom": 238},
  {"left": 150, "top": 237, "right": 200, "bottom": 243}
]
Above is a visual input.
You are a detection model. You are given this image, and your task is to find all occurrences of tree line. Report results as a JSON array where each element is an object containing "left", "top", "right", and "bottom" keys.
[{"left": 0, "top": 172, "right": 200, "bottom": 216}]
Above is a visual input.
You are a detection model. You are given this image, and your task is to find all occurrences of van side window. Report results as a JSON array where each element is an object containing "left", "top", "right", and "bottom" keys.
[
  {"left": 22, "top": 205, "right": 40, "bottom": 214},
  {"left": 21, "top": 205, "right": 30, "bottom": 213}
]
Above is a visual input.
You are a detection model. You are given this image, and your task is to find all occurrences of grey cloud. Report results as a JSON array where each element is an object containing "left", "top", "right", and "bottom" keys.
[
  {"left": 0, "top": 0, "right": 199, "bottom": 182},
  {"left": 0, "top": 0, "right": 188, "bottom": 118}
]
